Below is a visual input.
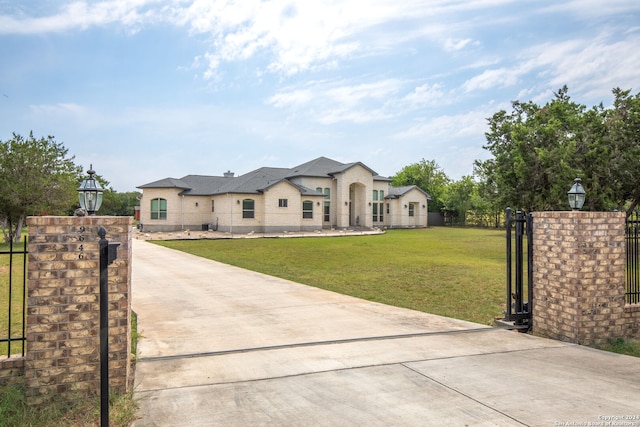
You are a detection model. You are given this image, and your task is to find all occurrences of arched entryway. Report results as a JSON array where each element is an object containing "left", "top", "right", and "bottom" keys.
[{"left": 349, "top": 183, "right": 366, "bottom": 227}]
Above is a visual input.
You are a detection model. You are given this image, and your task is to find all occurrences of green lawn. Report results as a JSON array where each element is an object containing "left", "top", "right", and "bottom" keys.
[
  {"left": 0, "top": 238, "right": 27, "bottom": 357},
  {"left": 154, "top": 227, "right": 508, "bottom": 325}
]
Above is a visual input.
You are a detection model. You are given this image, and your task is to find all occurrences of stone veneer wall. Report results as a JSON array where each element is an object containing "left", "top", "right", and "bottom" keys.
[
  {"left": 0, "top": 357, "right": 25, "bottom": 387},
  {"left": 24, "top": 216, "right": 132, "bottom": 404},
  {"left": 530, "top": 211, "right": 640, "bottom": 345}
]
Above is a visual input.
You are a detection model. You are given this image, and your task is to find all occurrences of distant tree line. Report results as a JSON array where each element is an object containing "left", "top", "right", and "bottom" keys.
[{"left": 392, "top": 86, "right": 640, "bottom": 225}]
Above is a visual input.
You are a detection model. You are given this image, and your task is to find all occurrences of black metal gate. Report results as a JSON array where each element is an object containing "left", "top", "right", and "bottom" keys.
[
  {"left": 626, "top": 212, "right": 640, "bottom": 304},
  {"left": 505, "top": 208, "right": 532, "bottom": 328},
  {"left": 1, "top": 237, "right": 27, "bottom": 357}
]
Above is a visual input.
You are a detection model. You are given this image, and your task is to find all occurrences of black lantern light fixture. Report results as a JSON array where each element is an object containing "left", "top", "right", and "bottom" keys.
[
  {"left": 78, "top": 164, "right": 104, "bottom": 215},
  {"left": 567, "top": 178, "right": 586, "bottom": 211}
]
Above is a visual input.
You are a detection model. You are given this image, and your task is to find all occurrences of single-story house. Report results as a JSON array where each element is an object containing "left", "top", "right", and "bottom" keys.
[{"left": 137, "top": 156, "right": 430, "bottom": 233}]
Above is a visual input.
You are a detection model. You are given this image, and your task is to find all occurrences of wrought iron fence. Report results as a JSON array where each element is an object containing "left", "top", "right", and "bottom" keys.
[
  {"left": 626, "top": 212, "right": 640, "bottom": 304},
  {"left": 1, "top": 237, "right": 27, "bottom": 357},
  {"left": 505, "top": 208, "right": 532, "bottom": 328}
]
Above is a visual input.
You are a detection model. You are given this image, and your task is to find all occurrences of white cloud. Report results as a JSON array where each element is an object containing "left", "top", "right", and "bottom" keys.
[
  {"left": 443, "top": 38, "right": 475, "bottom": 52},
  {"left": 540, "top": 0, "right": 640, "bottom": 17},
  {"left": 267, "top": 88, "right": 315, "bottom": 108},
  {"left": 0, "top": 0, "right": 160, "bottom": 34},
  {"left": 171, "top": 0, "right": 525, "bottom": 79},
  {"left": 394, "top": 103, "right": 504, "bottom": 140},
  {"left": 402, "top": 83, "right": 446, "bottom": 108},
  {"left": 461, "top": 67, "right": 523, "bottom": 93},
  {"left": 268, "top": 78, "right": 429, "bottom": 124},
  {"left": 459, "top": 28, "right": 640, "bottom": 105}
]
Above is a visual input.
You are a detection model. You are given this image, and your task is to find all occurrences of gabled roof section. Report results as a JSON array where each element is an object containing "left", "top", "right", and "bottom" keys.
[
  {"left": 287, "top": 156, "right": 379, "bottom": 178},
  {"left": 179, "top": 175, "right": 234, "bottom": 196},
  {"left": 386, "top": 185, "right": 432, "bottom": 200},
  {"left": 217, "top": 167, "right": 291, "bottom": 194},
  {"left": 137, "top": 177, "right": 191, "bottom": 190},
  {"left": 287, "top": 156, "right": 345, "bottom": 177},
  {"left": 261, "top": 179, "right": 323, "bottom": 196},
  {"left": 331, "top": 161, "right": 378, "bottom": 176}
]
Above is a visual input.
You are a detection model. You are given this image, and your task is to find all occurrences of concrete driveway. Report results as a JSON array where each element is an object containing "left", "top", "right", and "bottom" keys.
[{"left": 131, "top": 238, "right": 640, "bottom": 426}]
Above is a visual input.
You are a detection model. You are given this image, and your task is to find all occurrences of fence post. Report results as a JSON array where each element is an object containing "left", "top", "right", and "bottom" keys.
[
  {"left": 531, "top": 211, "right": 626, "bottom": 345},
  {"left": 25, "top": 216, "right": 131, "bottom": 405}
]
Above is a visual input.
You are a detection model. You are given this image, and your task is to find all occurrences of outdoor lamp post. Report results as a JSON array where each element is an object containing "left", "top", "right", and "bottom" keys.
[
  {"left": 78, "top": 165, "right": 104, "bottom": 215},
  {"left": 567, "top": 178, "right": 586, "bottom": 211}
]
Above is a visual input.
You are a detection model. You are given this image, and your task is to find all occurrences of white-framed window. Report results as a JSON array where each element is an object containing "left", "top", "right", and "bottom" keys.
[{"left": 279, "top": 199, "right": 288, "bottom": 207}]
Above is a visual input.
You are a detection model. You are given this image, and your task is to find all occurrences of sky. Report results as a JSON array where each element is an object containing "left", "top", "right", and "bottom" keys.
[{"left": 1, "top": 1, "right": 639, "bottom": 192}]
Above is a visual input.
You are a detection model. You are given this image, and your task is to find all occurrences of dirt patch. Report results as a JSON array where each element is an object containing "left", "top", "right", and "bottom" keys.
[{"left": 133, "top": 228, "right": 384, "bottom": 241}]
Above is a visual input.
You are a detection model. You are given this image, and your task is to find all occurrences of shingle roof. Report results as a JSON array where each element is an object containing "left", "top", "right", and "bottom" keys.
[
  {"left": 288, "top": 157, "right": 378, "bottom": 177},
  {"left": 179, "top": 175, "right": 235, "bottom": 195},
  {"left": 137, "top": 157, "right": 393, "bottom": 197},
  {"left": 137, "top": 177, "right": 191, "bottom": 189},
  {"left": 216, "top": 167, "right": 292, "bottom": 194},
  {"left": 387, "top": 185, "right": 432, "bottom": 199}
]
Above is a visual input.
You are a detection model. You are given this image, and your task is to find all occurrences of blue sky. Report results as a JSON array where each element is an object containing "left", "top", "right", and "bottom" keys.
[{"left": 1, "top": 1, "right": 639, "bottom": 192}]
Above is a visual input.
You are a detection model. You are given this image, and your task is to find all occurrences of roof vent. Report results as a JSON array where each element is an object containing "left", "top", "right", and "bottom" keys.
[{"left": 224, "top": 170, "right": 234, "bottom": 178}]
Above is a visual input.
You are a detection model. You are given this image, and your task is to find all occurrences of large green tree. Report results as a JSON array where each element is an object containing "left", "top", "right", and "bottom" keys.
[
  {"left": 606, "top": 88, "right": 640, "bottom": 213},
  {"left": 391, "top": 159, "right": 450, "bottom": 212},
  {"left": 475, "top": 86, "right": 640, "bottom": 215},
  {"left": 101, "top": 190, "right": 140, "bottom": 216},
  {"left": 0, "top": 132, "right": 81, "bottom": 242}
]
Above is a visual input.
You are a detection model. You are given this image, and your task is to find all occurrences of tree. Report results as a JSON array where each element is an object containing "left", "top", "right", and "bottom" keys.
[
  {"left": 0, "top": 132, "right": 81, "bottom": 242},
  {"left": 476, "top": 86, "right": 640, "bottom": 215},
  {"left": 391, "top": 159, "right": 450, "bottom": 212},
  {"left": 442, "top": 176, "right": 476, "bottom": 224},
  {"left": 606, "top": 88, "right": 640, "bottom": 214},
  {"left": 100, "top": 190, "right": 140, "bottom": 216}
]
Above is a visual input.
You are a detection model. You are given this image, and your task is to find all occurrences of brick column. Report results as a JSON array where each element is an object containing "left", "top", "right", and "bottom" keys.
[
  {"left": 531, "top": 211, "right": 626, "bottom": 345},
  {"left": 26, "top": 216, "right": 132, "bottom": 404}
]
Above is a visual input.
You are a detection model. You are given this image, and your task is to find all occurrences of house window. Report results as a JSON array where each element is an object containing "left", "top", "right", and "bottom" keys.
[
  {"left": 324, "top": 188, "right": 330, "bottom": 199},
  {"left": 386, "top": 203, "right": 390, "bottom": 214},
  {"left": 242, "top": 199, "right": 255, "bottom": 219},
  {"left": 211, "top": 200, "right": 215, "bottom": 212},
  {"left": 302, "top": 200, "right": 313, "bottom": 219},
  {"left": 316, "top": 187, "right": 323, "bottom": 194},
  {"left": 373, "top": 190, "right": 378, "bottom": 201},
  {"left": 373, "top": 203, "right": 378, "bottom": 222},
  {"left": 408, "top": 203, "right": 415, "bottom": 217},
  {"left": 279, "top": 199, "right": 288, "bottom": 207},
  {"left": 150, "top": 198, "right": 167, "bottom": 220},
  {"left": 379, "top": 203, "right": 384, "bottom": 222},
  {"left": 380, "top": 190, "right": 384, "bottom": 200},
  {"left": 324, "top": 201, "right": 330, "bottom": 222}
]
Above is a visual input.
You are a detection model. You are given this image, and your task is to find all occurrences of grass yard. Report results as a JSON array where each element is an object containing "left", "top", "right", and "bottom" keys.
[
  {"left": 0, "top": 238, "right": 27, "bottom": 357},
  {"left": 155, "top": 227, "right": 508, "bottom": 325}
]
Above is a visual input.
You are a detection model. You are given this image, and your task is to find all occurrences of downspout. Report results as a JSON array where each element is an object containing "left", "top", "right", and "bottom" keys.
[
  {"left": 229, "top": 193, "right": 233, "bottom": 234},
  {"left": 181, "top": 195, "right": 184, "bottom": 230}
]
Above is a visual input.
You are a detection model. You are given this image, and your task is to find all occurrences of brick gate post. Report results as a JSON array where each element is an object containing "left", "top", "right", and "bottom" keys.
[
  {"left": 531, "top": 211, "right": 626, "bottom": 345},
  {"left": 26, "top": 216, "right": 132, "bottom": 404}
]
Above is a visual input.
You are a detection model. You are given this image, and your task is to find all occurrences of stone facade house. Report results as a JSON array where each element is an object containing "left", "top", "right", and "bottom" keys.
[{"left": 137, "top": 157, "right": 430, "bottom": 233}]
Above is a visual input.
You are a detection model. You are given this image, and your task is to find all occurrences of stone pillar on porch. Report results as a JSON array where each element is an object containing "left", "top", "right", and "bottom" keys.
[{"left": 531, "top": 211, "right": 627, "bottom": 346}]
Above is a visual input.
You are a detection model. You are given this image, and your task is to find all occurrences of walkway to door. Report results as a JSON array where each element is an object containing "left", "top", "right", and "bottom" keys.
[{"left": 131, "top": 239, "right": 640, "bottom": 426}]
